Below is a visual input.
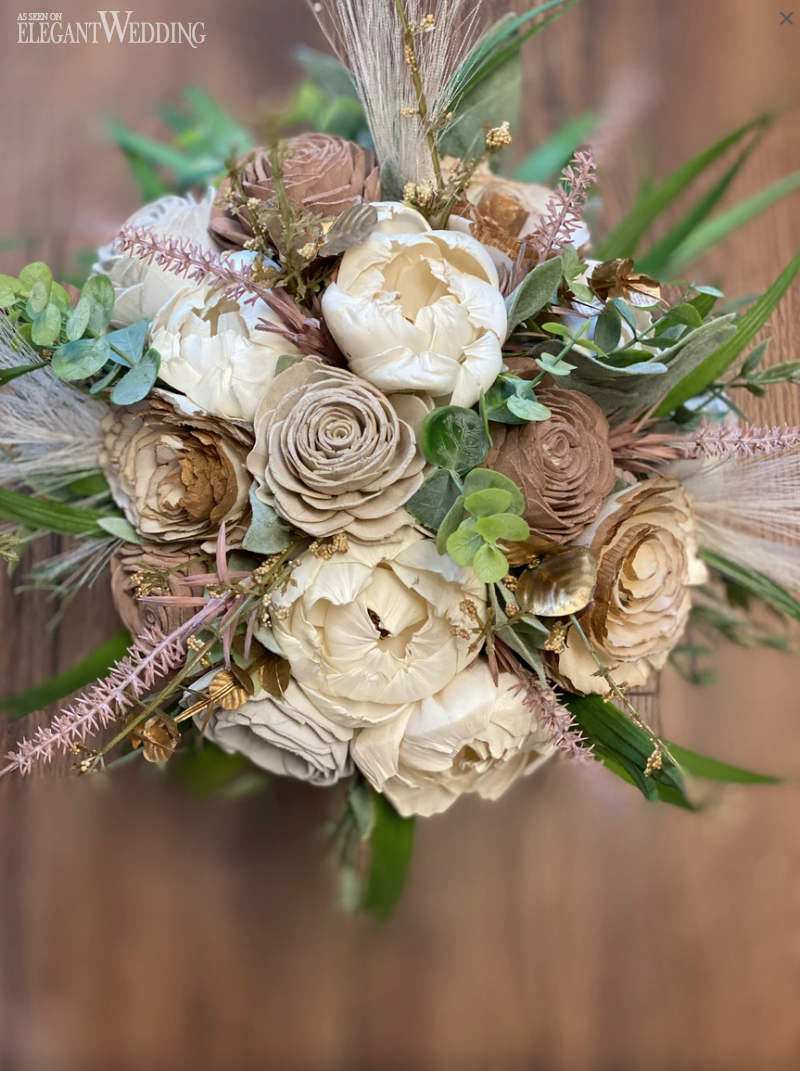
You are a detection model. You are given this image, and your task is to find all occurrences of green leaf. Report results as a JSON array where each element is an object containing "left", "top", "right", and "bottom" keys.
[
  {"left": 653, "top": 253, "right": 800, "bottom": 416},
  {"left": 0, "top": 486, "right": 108, "bottom": 536},
  {"left": 97, "top": 516, "right": 141, "bottom": 544},
  {"left": 51, "top": 337, "right": 111, "bottom": 381},
  {"left": 26, "top": 279, "right": 50, "bottom": 317},
  {"left": 406, "top": 469, "right": 461, "bottom": 530},
  {"left": 446, "top": 519, "right": 484, "bottom": 565},
  {"left": 17, "top": 261, "right": 52, "bottom": 296},
  {"left": 435, "top": 496, "right": 467, "bottom": 555},
  {"left": 242, "top": 485, "right": 292, "bottom": 555},
  {"left": 106, "top": 319, "right": 148, "bottom": 366},
  {"left": 463, "top": 468, "right": 525, "bottom": 514},
  {"left": 30, "top": 303, "right": 61, "bottom": 347},
  {"left": 0, "top": 273, "right": 20, "bottom": 306},
  {"left": 1, "top": 629, "right": 132, "bottom": 721},
  {"left": 0, "top": 363, "right": 41, "bottom": 386},
  {"left": 595, "top": 115, "right": 770, "bottom": 259},
  {"left": 505, "top": 256, "right": 562, "bottom": 335},
  {"left": 418, "top": 406, "right": 489, "bottom": 471},
  {"left": 665, "top": 742, "right": 778, "bottom": 785},
  {"left": 110, "top": 348, "right": 160, "bottom": 405},
  {"left": 700, "top": 549, "right": 800, "bottom": 626},
  {"left": 474, "top": 513, "right": 529, "bottom": 543},
  {"left": 514, "top": 112, "right": 597, "bottom": 183},
  {"left": 566, "top": 694, "right": 694, "bottom": 808},
  {"left": 593, "top": 303, "right": 622, "bottom": 352},
  {"left": 81, "top": 274, "right": 116, "bottom": 335},
  {"left": 507, "top": 394, "right": 551, "bottom": 421},
  {"left": 666, "top": 170, "right": 800, "bottom": 275},
  {"left": 464, "top": 488, "right": 513, "bottom": 516},
  {"left": 752, "top": 359, "right": 800, "bottom": 385},
  {"left": 65, "top": 297, "right": 92, "bottom": 342},
  {"left": 362, "top": 793, "right": 415, "bottom": 920},
  {"left": 472, "top": 543, "right": 510, "bottom": 583}
]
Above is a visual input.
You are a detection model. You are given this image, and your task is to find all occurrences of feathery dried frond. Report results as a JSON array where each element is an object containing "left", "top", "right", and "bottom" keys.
[
  {"left": 309, "top": 0, "right": 483, "bottom": 187},
  {"left": 514, "top": 672, "right": 592, "bottom": 762},
  {"left": 680, "top": 421, "right": 800, "bottom": 460},
  {"left": 677, "top": 451, "right": 800, "bottom": 592},
  {"left": 527, "top": 148, "right": 596, "bottom": 261},
  {"left": 0, "top": 314, "right": 107, "bottom": 486}
]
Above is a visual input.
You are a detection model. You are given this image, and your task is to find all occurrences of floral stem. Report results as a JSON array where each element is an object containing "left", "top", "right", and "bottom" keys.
[{"left": 394, "top": 0, "right": 444, "bottom": 187}]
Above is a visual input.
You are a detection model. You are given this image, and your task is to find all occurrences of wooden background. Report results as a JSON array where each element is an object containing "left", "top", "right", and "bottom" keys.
[{"left": 2, "top": 2, "right": 800, "bottom": 1068}]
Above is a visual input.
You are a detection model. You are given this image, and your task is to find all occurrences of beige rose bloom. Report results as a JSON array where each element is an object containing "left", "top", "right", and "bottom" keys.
[
  {"left": 247, "top": 358, "right": 428, "bottom": 541},
  {"left": 198, "top": 680, "right": 353, "bottom": 787},
  {"left": 352, "top": 661, "right": 555, "bottom": 817},
  {"left": 269, "top": 529, "right": 486, "bottom": 728},
  {"left": 555, "top": 477, "right": 707, "bottom": 694},
  {"left": 100, "top": 393, "right": 252, "bottom": 545}
]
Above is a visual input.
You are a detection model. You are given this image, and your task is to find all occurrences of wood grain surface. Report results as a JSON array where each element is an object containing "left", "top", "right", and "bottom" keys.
[{"left": 1, "top": 2, "right": 800, "bottom": 1069}]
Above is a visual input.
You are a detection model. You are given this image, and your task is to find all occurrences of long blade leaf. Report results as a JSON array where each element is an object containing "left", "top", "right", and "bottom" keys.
[
  {"left": 363, "top": 794, "right": 415, "bottom": 920},
  {"left": 700, "top": 549, "right": 800, "bottom": 626},
  {"left": 514, "top": 112, "right": 597, "bottom": 184},
  {"left": 0, "top": 486, "right": 112, "bottom": 536},
  {"left": 665, "top": 742, "right": 778, "bottom": 785}
]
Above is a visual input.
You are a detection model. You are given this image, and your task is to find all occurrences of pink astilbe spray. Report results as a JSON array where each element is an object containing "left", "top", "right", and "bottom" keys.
[
  {"left": 680, "top": 421, "right": 800, "bottom": 460},
  {"left": 1, "top": 599, "right": 227, "bottom": 778},
  {"left": 528, "top": 147, "right": 596, "bottom": 262},
  {"left": 114, "top": 225, "right": 333, "bottom": 357}
]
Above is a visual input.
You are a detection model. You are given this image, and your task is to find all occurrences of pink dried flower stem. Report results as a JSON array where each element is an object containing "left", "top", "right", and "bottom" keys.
[
  {"left": 1, "top": 598, "right": 228, "bottom": 779},
  {"left": 528, "top": 147, "right": 596, "bottom": 262},
  {"left": 679, "top": 421, "right": 800, "bottom": 460}
]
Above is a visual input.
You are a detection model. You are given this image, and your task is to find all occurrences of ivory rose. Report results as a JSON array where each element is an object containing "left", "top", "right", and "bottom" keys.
[
  {"left": 198, "top": 680, "right": 353, "bottom": 787},
  {"left": 269, "top": 529, "right": 486, "bottom": 728},
  {"left": 151, "top": 267, "right": 301, "bottom": 423},
  {"left": 555, "top": 477, "right": 707, "bottom": 694},
  {"left": 93, "top": 189, "right": 218, "bottom": 327},
  {"left": 321, "top": 202, "right": 507, "bottom": 407},
  {"left": 351, "top": 661, "right": 555, "bottom": 817},
  {"left": 247, "top": 358, "right": 428, "bottom": 541}
]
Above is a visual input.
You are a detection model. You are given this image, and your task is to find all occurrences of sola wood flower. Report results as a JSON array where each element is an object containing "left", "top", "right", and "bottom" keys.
[
  {"left": 247, "top": 358, "right": 428, "bottom": 541},
  {"left": 100, "top": 393, "right": 252, "bottom": 545},
  {"left": 198, "top": 678, "right": 353, "bottom": 787},
  {"left": 487, "top": 385, "right": 616, "bottom": 544},
  {"left": 110, "top": 543, "right": 209, "bottom": 636},
  {"left": 351, "top": 661, "right": 555, "bottom": 817},
  {"left": 321, "top": 202, "right": 507, "bottom": 407},
  {"left": 269, "top": 528, "right": 486, "bottom": 728},
  {"left": 94, "top": 189, "right": 218, "bottom": 327},
  {"left": 209, "top": 134, "right": 381, "bottom": 250},
  {"left": 555, "top": 477, "right": 707, "bottom": 695}
]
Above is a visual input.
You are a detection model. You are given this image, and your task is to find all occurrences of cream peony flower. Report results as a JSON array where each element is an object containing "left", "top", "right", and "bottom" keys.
[
  {"left": 247, "top": 358, "right": 428, "bottom": 541},
  {"left": 321, "top": 202, "right": 507, "bottom": 407},
  {"left": 352, "top": 661, "right": 555, "bottom": 817},
  {"left": 198, "top": 680, "right": 352, "bottom": 786},
  {"left": 555, "top": 477, "right": 707, "bottom": 694},
  {"left": 269, "top": 528, "right": 486, "bottom": 728},
  {"left": 93, "top": 189, "right": 218, "bottom": 327},
  {"left": 151, "top": 266, "right": 301, "bottom": 423}
]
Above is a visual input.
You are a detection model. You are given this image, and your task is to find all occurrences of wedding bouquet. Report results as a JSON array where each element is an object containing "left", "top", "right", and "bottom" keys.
[{"left": 3, "top": 0, "right": 799, "bottom": 914}]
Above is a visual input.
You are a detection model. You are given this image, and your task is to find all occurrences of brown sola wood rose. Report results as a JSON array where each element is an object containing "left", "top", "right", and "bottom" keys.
[
  {"left": 209, "top": 134, "right": 381, "bottom": 250},
  {"left": 100, "top": 392, "right": 253, "bottom": 545},
  {"left": 486, "top": 385, "right": 615, "bottom": 544},
  {"left": 110, "top": 543, "right": 209, "bottom": 637},
  {"left": 246, "top": 358, "right": 429, "bottom": 540}
]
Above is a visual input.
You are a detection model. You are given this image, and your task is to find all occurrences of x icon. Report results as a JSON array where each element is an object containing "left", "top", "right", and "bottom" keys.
[{"left": 780, "top": 10, "right": 794, "bottom": 23}]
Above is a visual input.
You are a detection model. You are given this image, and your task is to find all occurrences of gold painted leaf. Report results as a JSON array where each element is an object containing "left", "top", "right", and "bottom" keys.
[
  {"left": 138, "top": 714, "right": 180, "bottom": 764},
  {"left": 210, "top": 670, "right": 250, "bottom": 711},
  {"left": 258, "top": 653, "right": 291, "bottom": 698},
  {"left": 516, "top": 547, "right": 598, "bottom": 617}
]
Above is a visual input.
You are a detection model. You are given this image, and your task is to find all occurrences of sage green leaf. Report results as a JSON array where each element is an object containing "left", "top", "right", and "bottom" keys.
[
  {"left": 107, "top": 319, "right": 148, "bottom": 366},
  {"left": 464, "top": 488, "right": 513, "bottom": 517},
  {"left": 17, "top": 261, "right": 52, "bottom": 296},
  {"left": 446, "top": 519, "right": 484, "bottom": 565},
  {"left": 472, "top": 543, "right": 510, "bottom": 583},
  {"left": 505, "top": 256, "right": 562, "bottom": 335},
  {"left": 507, "top": 394, "right": 551, "bottom": 421},
  {"left": 49, "top": 282, "right": 73, "bottom": 315},
  {"left": 405, "top": 469, "right": 461, "bottom": 530},
  {"left": 751, "top": 359, "right": 800, "bottom": 385},
  {"left": 30, "top": 303, "right": 61, "bottom": 347},
  {"left": 97, "top": 516, "right": 141, "bottom": 544},
  {"left": 110, "top": 348, "right": 160, "bottom": 405},
  {"left": 0, "top": 273, "right": 20, "bottom": 306},
  {"left": 1, "top": 629, "right": 132, "bottom": 722},
  {"left": 90, "top": 363, "right": 123, "bottom": 394},
  {"left": 51, "top": 337, "right": 111, "bottom": 381},
  {"left": 514, "top": 112, "right": 596, "bottom": 184},
  {"left": 700, "top": 549, "right": 800, "bottom": 626},
  {"left": 275, "top": 353, "right": 305, "bottom": 376},
  {"left": 418, "top": 406, "right": 489, "bottom": 471},
  {"left": 593, "top": 303, "right": 622, "bottom": 352},
  {"left": 65, "top": 297, "right": 92, "bottom": 342},
  {"left": 664, "top": 742, "right": 778, "bottom": 785},
  {"left": 475, "top": 513, "right": 529, "bottom": 543},
  {"left": 463, "top": 468, "right": 525, "bottom": 514},
  {"left": 654, "top": 254, "right": 800, "bottom": 416},
  {"left": 362, "top": 793, "right": 415, "bottom": 920},
  {"left": 242, "top": 486, "right": 292, "bottom": 555},
  {"left": 595, "top": 115, "right": 770, "bottom": 260},
  {"left": 0, "top": 486, "right": 108, "bottom": 536},
  {"left": 435, "top": 496, "right": 467, "bottom": 555},
  {"left": 81, "top": 274, "right": 116, "bottom": 334},
  {"left": 26, "top": 279, "right": 50, "bottom": 317}
]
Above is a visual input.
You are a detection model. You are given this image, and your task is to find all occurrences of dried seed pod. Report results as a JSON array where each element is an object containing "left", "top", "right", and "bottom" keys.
[{"left": 515, "top": 547, "right": 598, "bottom": 618}]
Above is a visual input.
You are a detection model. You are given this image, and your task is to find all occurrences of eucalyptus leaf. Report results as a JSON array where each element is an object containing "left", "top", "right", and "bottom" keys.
[
  {"left": 446, "top": 519, "right": 484, "bottom": 566},
  {"left": 463, "top": 469, "right": 525, "bottom": 514},
  {"left": 472, "top": 543, "right": 509, "bottom": 583},
  {"left": 475, "top": 513, "right": 529, "bottom": 543},
  {"left": 406, "top": 469, "right": 461, "bottom": 531},
  {"left": 507, "top": 394, "right": 551, "bottom": 421},
  {"left": 418, "top": 406, "right": 489, "bottom": 471},
  {"left": 242, "top": 486, "right": 292, "bottom": 555},
  {"left": 81, "top": 274, "right": 116, "bottom": 334},
  {"left": 30, "top": 303, "right": 61, "bottom": 347},
  {"left": 65, "top": 296, "right": 92, "bottom": 342},
  {"left": 593, "top": 302, "right": 622, "bottom": 352},
  {"left": 51, "top": 337, "right": 111, "bottom": 381},
  {"left": 435, "top": 496, "right": 467, "bottom": 555},
  {"left": 110, "top": 348, "right": 160, "bottom": 405},
  {"left": 107, "top": 319, "right": 148, "bottom": 366},
  {"left": 17, "top": 261, "right": 52, "bottom": 296},
  {"left": 464, "top": 488, "right": 512, "bottom": 517},
  {"left": 97, "top": 516, "right": 141, "bottom": 544},
  {"left": 26, "top": 279, "right": 50, "bottom": 317}
]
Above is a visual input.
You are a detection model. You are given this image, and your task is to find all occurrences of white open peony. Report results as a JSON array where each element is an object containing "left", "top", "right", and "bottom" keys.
[
  {"left": 270, "top": 528, "right": 486, "bottom": 728},
  {"left": 93, "top": 189, "right": 218, "bottom": 327},
  {"left": 321, "top": 202, "right": 507, "bottom": 407},
  {"left": 151, "top": 268, "right": 301, "bottom": 424},
  {"left": 351, "top": 661, "right": 555, "bottom": 817}
]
